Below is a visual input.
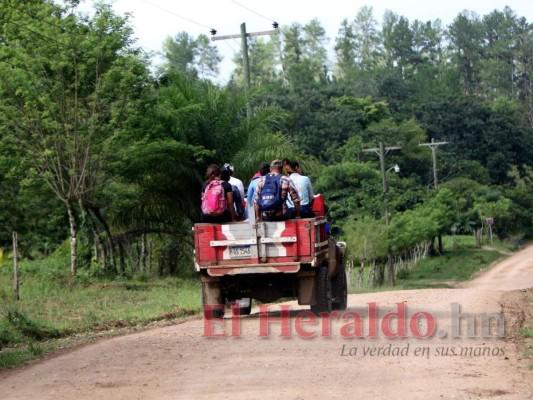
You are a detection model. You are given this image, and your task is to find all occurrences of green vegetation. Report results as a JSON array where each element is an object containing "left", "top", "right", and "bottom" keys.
[
  {"left": 0, "top": 0, "right": 531, "bottom": 369},
  {"left": 1, "top": 1, "right": 531, "bottom": 279},
  {"left": 348, "top": 235, "right": 513, "bottom": 291},
  {"left": 0, "top": 343, "right": 47, "bottom": 370},
  {"left": 0, "top": 251, "right": 200, "bottom": 369},
  {"left": 395, "top": 247, "right": 502, "bottom": 289},
  {"left": 521, "top": 328, "right": 533, "bottom": 339}
]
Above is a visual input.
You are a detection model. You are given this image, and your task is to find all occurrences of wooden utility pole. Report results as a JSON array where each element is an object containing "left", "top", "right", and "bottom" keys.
[
  {"left": 419, "top": 138, "right": 448, "bottom": 189},
  {"left": 12, "top": 231, "right": 20, "bottom": 301},
  {"left": 419, "top": 138, "right": 448, "bottom": 253},
  {"left": 363, "top": 142, "right": 402, "bottom": 226},
  {"left": 212, "top": 23, "right": 278, "bottom": 119},
  {"left": 363, "top": 143, "right": 401, "bottom": 287}
]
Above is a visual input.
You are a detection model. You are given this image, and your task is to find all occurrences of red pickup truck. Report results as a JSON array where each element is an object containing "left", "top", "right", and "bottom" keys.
[{"left": 193, "top": 196, "right": 347, "bottom": 318}]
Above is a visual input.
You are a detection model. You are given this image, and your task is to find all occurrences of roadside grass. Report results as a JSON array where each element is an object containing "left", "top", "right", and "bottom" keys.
[
  {"left": 520, "top": 327, "right": 533, "bottom": 338},
  {"left": 395, "top": 246, "right": 503, "bottom": 289},
  {"left": 0, "top": 251, "right": 201, "bottom": 369},
  {"left": 348, "top": 235, "right": 514, "bottom": 293}
]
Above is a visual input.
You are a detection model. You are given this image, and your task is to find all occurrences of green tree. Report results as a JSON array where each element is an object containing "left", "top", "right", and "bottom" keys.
[
  {"left": 334, "top": 19, "right": 357, "bottom": 78},
  {"left": 448, "top": 11, "right": 484, "bottom": 95},
  {"left": 162, "top": 32, "right": 221, "bottom": 79},
  {"left": 0, "top": 1, "right": 151, "bottom": 275},
  {"left": 352, "top": 6, "right": 381, "bottom": 70}
]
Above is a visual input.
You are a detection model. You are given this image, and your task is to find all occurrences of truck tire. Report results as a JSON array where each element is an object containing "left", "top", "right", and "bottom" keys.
[
  {"left": 311, "top": 266, "right": 332, "bottom": 314},
  {"left": 202, "top": 282, "right": 224, "bottom": 319},
  {"left": 332, "top": 263, "right": 348, "bottom": 311}
]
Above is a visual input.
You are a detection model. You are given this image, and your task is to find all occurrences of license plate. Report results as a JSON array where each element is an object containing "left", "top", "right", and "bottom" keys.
[{"left": 229, "top": 245, "right": 251, "bottom": 258}]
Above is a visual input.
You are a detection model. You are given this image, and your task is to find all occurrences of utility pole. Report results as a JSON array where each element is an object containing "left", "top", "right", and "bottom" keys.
[
  {"left": 12, "top": 231, "right": 20, "bottom": 301},
  {"left": 419, "top": 138, "right": 448, "bottom": 253},
  {"left": 419, "top": 138, "right": 448, "bottom": 188},
  {"left": 212, "top": 23, "right": 278, "bottom": 120},
  {"left": 363, "top": 142, "right": 402, "bottom": 226},
  {"left": 363, "top": 142, "right": 401, "bottom": 288}
]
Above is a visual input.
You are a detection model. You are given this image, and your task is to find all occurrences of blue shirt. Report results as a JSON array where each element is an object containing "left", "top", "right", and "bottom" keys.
[
  {"left": 247, "top": 178, "right": 260, "bottom": 206},
  {"left": 289, "top": 173, "right": 314, "bottom": 206}
]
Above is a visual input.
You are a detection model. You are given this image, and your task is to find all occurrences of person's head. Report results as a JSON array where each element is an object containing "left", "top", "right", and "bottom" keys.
[
  {"left": 223, "top": 163, "right": 234, "bottom": 176},
  {"left": 220, "top": 166, "right": 231, "bottom": 182},
  {"left": 270, "top": 159, "right": 283, "bottom": 173},
  {"left": 288, "top": 160, "right": 300, "bottom": 174},
  {"left": 206, "top": 164, "right": 220, "bottom": 180},
  {"left": 282, "top": 158, "right": 291, "bottom": 174},
  {"left": 259, "top": 162, "right": 270, "bottom": 176}
]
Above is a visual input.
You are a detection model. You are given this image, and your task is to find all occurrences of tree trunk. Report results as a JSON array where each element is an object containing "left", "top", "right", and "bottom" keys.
[
  {"left": 88, "top": 207, "right": 116, "bottom": 272},
  {"left": 12, "top": 231, "right": 20, "bottom": 301},
  {"left": 140, "top": 233, "right": 147, "bottom": 273},
  {"left": 474, "top": 229, "right": 481, "bottom": 247},
  {"left": 66, "top": 202, "right": 78, "bottom": 276},
  {"left": 385, "top": 255, "right": 395, "bottom": 287}
]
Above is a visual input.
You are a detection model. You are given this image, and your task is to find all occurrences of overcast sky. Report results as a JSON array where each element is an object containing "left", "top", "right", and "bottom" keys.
[{"left": 78, "top": 0, "right": 532, "bottom": 82}]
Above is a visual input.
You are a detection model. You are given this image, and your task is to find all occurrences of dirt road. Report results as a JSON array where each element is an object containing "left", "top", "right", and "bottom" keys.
[{"left": 1, "top": 246, "right": 533, "bottom": 400}]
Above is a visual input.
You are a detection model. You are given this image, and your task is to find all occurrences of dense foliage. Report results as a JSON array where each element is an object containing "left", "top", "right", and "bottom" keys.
[{"left": 0, "top": 1, "right": 531, "bottom": 278}]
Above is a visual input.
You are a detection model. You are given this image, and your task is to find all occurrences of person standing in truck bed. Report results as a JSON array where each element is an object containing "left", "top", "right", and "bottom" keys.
[
  {"left": 287, "top": 160, "right": 315, "bottom": 218},
  {"left": 201, "top": 164, "right": 236, "bottom": 223},
  {"left": 246, "top": 162, "right": 270, "bottom": 223},
  {"left": 254, "top": 159, "right": 301, "bottom": 222}
]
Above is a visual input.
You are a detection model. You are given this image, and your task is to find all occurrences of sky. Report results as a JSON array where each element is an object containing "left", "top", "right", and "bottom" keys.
[{"left": 78, "top": 0, "right": 532, "bottom": 82}]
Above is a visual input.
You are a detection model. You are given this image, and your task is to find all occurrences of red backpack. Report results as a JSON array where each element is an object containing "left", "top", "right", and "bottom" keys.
[{"left": 201, "top": 180, "right": 226, "bottom": 216}]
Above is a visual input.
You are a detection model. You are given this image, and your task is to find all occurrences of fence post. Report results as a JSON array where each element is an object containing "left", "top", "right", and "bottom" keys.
[{"left": 12, "top": 231, "right": 20, "bottom": 301}]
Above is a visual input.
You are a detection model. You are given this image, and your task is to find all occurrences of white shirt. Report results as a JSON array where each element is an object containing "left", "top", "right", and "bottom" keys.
[{"left": 229, "top": 176, "right": 245, "bottom": 198}]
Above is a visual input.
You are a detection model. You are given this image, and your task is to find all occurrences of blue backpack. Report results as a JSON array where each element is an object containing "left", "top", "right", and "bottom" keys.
[{"left": 258, "top": 174, "right": 284, "bottom": 212}]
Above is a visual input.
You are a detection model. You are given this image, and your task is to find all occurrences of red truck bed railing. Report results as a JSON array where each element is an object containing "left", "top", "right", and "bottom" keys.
[{"left": 194, "top": 217, "right": 329, "bottom": 277}]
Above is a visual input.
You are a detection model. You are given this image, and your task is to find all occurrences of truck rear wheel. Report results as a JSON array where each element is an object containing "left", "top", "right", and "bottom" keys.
[
  {"left": 202, "top": 281, "right": 225, "bottom": 319},
  {"left": 311, "top": 266, "right": 332, "bottom": 314},
  {"left": 332, "top": 263, "right": 348, "bottom": 311}
]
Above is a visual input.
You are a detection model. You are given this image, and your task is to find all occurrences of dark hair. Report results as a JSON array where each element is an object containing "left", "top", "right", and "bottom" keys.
[
  {"left": 220, "top": 166, "right": 231, "bottom": 182},
  {"left": 282, "top": 158, "right": 291, "bottom": 166},
  {"left": 290, "top": 160, "right": 300, "bottom": 170},
  {"left": 206, "top": 164, "right": 220, "bottom": 179},
  {"left": 259, "top": 162, "right": 270, "bottom": 176},
  {"left": 223, "top": 163, "right": 234, "bottom": 176}
]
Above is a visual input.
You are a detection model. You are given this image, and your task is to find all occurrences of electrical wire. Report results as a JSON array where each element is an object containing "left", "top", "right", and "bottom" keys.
[
  {"left": 223, "top": 39, "right": 238, "bottom": 54},
  {"left": 230, "top": 0, "right": 276, "bottom": 24},
  {"left": 139, "top": 0, "right": 214, "bottom": 31}
]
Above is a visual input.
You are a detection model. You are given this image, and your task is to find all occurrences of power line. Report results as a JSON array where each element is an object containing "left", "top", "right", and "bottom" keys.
[
  {"left": 362, "top": 143, "right": 402, "bottom": 226},
  {"left": 212, "top": 23, "right": 278, "bottom": 119},
  {"left": 222, "top": 39, "right": 238, "bottom": 54},
  {"left": 230, "top": 0, "right": 277, "bottom": 25},
  {"left": 419, "top": 138, "right": 448, "bottom": 188},
  {"left": 139, "top": 0, "right": 214, "bottom": 31}
]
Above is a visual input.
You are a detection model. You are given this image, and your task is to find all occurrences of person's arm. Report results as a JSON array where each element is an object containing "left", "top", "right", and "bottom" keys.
[
  {"left": 307, "top": 177, "right": 314, "bottom": 205},
  {"left": 254, "top": 181, "right": 262, "bottom": 222},
  {"left": 246, "top": 182, "right": 254, "bottom": 206},
  {"left": 287, "top": 179, "right": 301, "bottom": 218},
  {"left": 225, "top": 190, "right": 237, "bottom": 222},
  {"left": 237, "top": 180, "right": 245, "bottom": 199}
]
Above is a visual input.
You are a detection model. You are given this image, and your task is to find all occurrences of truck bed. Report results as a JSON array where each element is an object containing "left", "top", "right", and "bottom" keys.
[{"left": 194, "top": 218, "right": 329, "bottom": 277}]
